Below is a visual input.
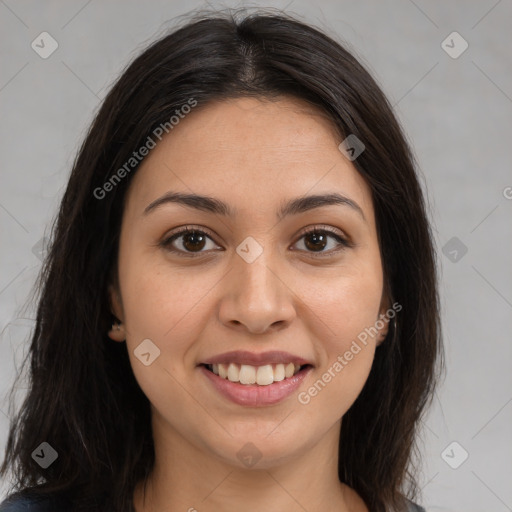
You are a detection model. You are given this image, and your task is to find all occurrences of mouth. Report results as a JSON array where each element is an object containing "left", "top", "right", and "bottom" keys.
[
  {"left": 198, "top": 352, "right": 314, "bottom": 406},
  {"left": 201, "top": 362, "right": 312, "bottom": 386},
  {"left": 198, "top": 350, "right": 314, "bottom": 406}
]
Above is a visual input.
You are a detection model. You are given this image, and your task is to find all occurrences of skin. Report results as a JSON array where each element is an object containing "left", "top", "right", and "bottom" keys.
[{"left": 108, "top": 96, "right": 390, "bottom": 512}]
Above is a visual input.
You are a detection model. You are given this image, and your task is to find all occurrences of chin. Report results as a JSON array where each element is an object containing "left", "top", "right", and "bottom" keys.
[{"left": 204, "top": 424, "right": 316, "bottom": 470}]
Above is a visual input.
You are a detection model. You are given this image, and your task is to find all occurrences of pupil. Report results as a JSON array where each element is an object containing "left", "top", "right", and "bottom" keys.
[
  {"left": 184, "top": 232, "right": 205, "bottom": 251},
  {"left": 305, "top": 232, "right": 326, "bottom": 251},
  {"left": 181, "top": 231, "right": 328, "bottom": 252}
]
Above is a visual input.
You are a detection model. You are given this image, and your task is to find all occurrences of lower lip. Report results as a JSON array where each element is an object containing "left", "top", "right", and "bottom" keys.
[{"left": 199, "top": 365, "right": 312, "bottom": 407}]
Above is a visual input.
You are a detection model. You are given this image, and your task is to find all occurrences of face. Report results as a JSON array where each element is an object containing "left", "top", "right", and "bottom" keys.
[{"left": 108, "top": 96, "right": 390, "bottom": 469}]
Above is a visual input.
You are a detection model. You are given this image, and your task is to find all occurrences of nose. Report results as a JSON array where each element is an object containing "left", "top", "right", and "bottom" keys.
[{"left": 217, "top": 247, "right": 296, "bottom": 335}]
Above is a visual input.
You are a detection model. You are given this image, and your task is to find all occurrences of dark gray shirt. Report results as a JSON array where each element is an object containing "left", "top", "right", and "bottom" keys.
[{"left": 0, "top": 491, "right": 426, "bottom": 512}]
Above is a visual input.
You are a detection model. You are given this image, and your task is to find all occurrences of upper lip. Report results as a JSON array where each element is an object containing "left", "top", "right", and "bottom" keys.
[{"left": 200, "top": 350, "right": 313, "bottom": 367}]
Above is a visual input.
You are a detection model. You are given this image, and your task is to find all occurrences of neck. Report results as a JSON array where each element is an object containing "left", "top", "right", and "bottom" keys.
[{"left": 133, "top": 415, "right": 365, "bottom": 512}]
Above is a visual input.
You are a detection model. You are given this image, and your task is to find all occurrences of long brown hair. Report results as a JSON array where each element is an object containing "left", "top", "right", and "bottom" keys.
[{"left": 1, "top": 7, "right": 443, "bottom": 511}]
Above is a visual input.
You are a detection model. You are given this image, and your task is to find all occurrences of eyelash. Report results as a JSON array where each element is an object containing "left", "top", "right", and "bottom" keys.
[{"left": 159, "top": 225, "right": 352, "bottom": 258}]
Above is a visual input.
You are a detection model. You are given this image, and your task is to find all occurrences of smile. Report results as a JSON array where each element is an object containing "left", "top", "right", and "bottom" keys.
[
  {"left": 205, "top": 362, "right": 304, "bottom": 385},
  {"left": 199, "top": 363, "right": 313, "bottom": 407}
]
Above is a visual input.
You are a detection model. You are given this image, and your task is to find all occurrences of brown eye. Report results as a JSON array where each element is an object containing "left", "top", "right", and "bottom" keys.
[
  {"left": 160, "top": 227, "right": 220, "bottom": 256},
  {"left": 160, "top": 225, "right": 350, "bottom": 258},
  {"left": 180, "top": 231, "right": 207, "bottom": 252},
  {"left": 293, "top": 227, "right": 350, "bottom": 256},
  {"left": 304, "top": 231, "right": 328, "bottom": 251}
]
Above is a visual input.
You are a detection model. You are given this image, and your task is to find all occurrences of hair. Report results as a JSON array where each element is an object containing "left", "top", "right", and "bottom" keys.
[{"left": 1, "top": 7, "right": 443, "bottom": 512}]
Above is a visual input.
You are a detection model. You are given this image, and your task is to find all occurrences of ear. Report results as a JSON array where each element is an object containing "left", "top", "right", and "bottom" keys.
[
  {"left": 376, "top": 290, "right": 391, "bottom": 347},
  {"left": 107, "top": 283, "right": 126, "bottom": 342}
]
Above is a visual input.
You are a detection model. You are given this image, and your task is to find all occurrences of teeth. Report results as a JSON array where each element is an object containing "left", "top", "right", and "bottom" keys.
[
  {"left": 274, "top": 363, "right": 285, "bottom": 382},
  {"left": 227, "top": 363, "right": 239, "bottom": 382},
  {"left": 218, "top": 363, "right": 228, "bottom": 379},
  {"left": 256, "top": 365, "right": 274, "bottom": 385},
  {"left": 239, "top": 364, "right": 256, "bottom": 385},
  {"left": 210, "top": 362, "right": 304, "bottom": 385}
]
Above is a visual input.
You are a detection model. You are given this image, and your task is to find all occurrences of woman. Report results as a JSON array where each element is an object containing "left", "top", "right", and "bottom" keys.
[{"left": 0, "top": 7, "right": 442, "bottom": 512}]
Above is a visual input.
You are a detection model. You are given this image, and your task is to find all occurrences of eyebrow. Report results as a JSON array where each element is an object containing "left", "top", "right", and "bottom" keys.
[{"left": 143, "top": 191, "right": 366, "bottom": 222}]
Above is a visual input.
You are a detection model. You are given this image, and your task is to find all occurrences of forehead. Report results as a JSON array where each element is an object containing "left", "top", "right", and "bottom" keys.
[{"left": 124, "top": 96, "right": 375, "bottom": 226}]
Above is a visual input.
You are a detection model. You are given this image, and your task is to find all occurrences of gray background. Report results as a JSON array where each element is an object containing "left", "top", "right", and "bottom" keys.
[{"left": 1, "top": 1, "right": 511, "bottom": 510}]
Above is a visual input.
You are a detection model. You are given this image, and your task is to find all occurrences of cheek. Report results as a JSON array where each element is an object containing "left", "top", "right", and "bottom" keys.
[
  {"left": 298, "top": 260, "right": 383, "bottom": 350},
  {"left": 118, "top": 255, "right": 222, "bottom": 391},
  {"left": 119, "top": 272, "right": 208, "bottom": 427},
  {"left": 120, "top": 248, "right": 217, "bottom": 343},
  {"left": 294, "top": 263, "right": 383, "bottom": 413}
]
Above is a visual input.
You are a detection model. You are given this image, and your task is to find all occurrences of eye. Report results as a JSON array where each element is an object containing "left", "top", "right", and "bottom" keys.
[
  {"left": 292, "top": 226, "right": 351, "bottom": 257},
  {"left": 159, "top": 225, "right": 352, "bottom": 258},
  {"left": 159, "top": 226, "right": 221, "bottom": 257}
]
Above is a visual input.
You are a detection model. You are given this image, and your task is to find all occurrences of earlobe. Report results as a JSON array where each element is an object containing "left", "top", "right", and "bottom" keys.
[
  {"left": 108, "top": 319, "right": 126, "bottom": 342},
  {"left": 107, "top": 283, "right": 126, "bottom": 342},
  {"left": 376, "top": 328, "right": 389, "bottom": 347},
  {"left": 376, "top": 311, "right": 389, "bottom": 346},
  {"left": 108, "top": 283, "right": 124, "bottom": 321},
  {"left": 376, "top": 292, "right": 392, "bottom": 346}
]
